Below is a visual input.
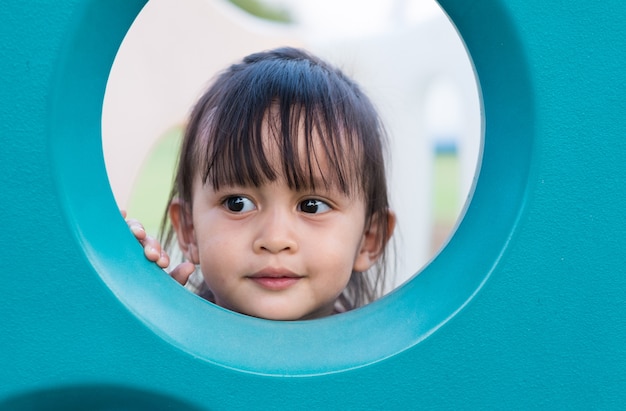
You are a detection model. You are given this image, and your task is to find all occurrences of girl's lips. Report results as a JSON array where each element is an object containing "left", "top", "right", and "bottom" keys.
[
  {"left": 247, "top": 268, "right": 302, "bottom": 291},
  {"left": 249, "top": 276, "right": 301, "bottom": 290}
]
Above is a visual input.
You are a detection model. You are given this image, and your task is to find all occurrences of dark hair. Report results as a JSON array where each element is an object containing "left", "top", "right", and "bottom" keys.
[{"left": 161, "top": 47, "right": 393, "bottom": 311}]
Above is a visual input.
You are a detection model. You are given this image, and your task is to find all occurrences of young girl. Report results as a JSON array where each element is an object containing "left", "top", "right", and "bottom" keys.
[{"left": 128, "top": 47, "right": 395, "bottom": 321}]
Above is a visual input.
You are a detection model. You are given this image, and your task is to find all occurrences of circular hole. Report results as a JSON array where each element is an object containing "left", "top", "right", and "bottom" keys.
[
  {"left": 50, "top": 0, "right": 533, "bottom": 375},
  {"left": 0, "top": 384, "right": 202, "bottom": 411},
  {"left": 102, "top": 0, "right": 481, "bottom": 295}
]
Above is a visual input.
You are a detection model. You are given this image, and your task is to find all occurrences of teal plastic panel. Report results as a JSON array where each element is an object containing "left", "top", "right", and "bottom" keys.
[{"left": 0, "top": 0, "right": 624, "bottom": 409}]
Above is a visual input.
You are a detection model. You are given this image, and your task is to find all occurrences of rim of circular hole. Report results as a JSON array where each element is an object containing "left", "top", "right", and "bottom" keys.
[{"left": 50, "top": 0, "right": 533, "bottom": 376}]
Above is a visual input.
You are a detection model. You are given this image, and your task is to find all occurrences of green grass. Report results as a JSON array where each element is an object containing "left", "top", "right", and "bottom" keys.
[{"left": 432, "top": 152, "right": 460, "bottom": 224}]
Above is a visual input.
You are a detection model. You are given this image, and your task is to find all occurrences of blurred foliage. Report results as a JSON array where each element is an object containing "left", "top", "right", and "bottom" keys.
[
  {"left": 227, "top": 0, "right": 292, "bottom": 23},
  {"left": 126, "top": 126, "right": 183, "bottom": 237},
  {"left": 432, "top": 152, "right": 460, "bottom": 224}
]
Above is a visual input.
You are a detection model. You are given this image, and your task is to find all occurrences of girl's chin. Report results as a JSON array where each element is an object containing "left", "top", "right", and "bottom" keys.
[
  {"left": 238, "top": 305, "right": 332, "bottom": 321},
  {"left": 214, "top": 294, "right": 335, "bottom": 320},
  {"left": 246, "top": 309, "right": 309, "bottom": 321}
]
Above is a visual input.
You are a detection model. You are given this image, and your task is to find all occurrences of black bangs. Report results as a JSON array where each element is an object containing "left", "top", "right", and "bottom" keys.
[{"left": 194, "top": 48, "right": 372, "bottom": 196}]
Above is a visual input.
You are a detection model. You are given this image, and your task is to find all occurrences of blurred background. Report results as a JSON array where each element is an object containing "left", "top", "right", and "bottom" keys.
[{"left": 102, "top": 0, "right": 481, "bottom": 291}]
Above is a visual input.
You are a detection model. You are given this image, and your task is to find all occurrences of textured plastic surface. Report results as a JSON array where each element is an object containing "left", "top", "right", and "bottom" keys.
[{"left": 0, "top": 0, "right": 624, "bottom": 409}]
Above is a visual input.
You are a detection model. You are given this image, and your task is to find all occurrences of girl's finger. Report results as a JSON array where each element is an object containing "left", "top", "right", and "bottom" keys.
[
  {"left": 156, "top": 250, "right": 170, "bottom": 269},
  {"left": 126, "top": 218, "right": 147, "bottom": 241},
  {"left": 142, "top": 236, "right": 162, "bottom": 262}
]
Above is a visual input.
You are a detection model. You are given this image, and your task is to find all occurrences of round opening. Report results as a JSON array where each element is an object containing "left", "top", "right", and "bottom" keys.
[
  {"left": 103, "top": 0, "right": 482, "bottom": 293},
  {"left": 0, "top": 384, "right": 202, "bottom": 411},
  {"left": 50, "top": 0, "right": 534, "bottom": 375}
]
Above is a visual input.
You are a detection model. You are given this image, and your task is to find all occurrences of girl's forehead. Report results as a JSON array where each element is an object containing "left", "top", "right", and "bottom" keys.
[
  {"left": 265, "top": 112, "right": 361, "bottom": 177},
  {"left": 195, "top": 102, "right": 366, "bottom": 197},
  {"left": 261, "top": 114, "right": 332, "bottom": 163}
]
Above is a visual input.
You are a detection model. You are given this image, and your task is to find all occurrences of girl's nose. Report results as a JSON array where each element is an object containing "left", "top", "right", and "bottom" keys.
[{"left": 252, "top": 209, "right": 298, "bottom": 254}]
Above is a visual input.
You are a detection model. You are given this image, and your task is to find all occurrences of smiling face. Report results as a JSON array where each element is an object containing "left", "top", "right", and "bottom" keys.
[{"left": 170, "top": 120, "right": 382, "bottom": 320}]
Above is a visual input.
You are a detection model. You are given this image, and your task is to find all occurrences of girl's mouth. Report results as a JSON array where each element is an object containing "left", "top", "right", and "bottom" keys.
[{"left": 247, "top": 268, "right": 302, "bottom": 291}]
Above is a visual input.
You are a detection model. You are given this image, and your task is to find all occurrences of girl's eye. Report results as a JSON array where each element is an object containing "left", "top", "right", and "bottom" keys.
[
  {"left": 299, "top": 199, "right": 331, "bottom": 214},
  {"left": 224, "top": 196, "right": 256, "bottom": 213}
]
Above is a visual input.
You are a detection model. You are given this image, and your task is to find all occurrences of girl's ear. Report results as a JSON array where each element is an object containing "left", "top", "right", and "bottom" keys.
[
  {"left": 353, "top": 210, "right": 396, "bottom": 272},
  {"left": 169, "top": 199, "right": 199, "bottom": 264}
]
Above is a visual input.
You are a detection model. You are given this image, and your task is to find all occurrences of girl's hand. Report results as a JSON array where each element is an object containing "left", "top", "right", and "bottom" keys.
[{"left": 121, "top": 210, "right": 196, "bottom": 285}]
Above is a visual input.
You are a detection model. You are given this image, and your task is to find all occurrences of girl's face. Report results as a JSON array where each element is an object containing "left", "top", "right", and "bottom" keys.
[{"left": 171, "top": 128, "right": 383, "bottom": 320}]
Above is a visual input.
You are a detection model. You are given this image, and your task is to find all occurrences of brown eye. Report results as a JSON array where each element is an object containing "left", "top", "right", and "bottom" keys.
[
  {"left": 224, "top": 196, "right": 255, "bottom": 213},
  {"left": 298, "top": 199, "right": 331, "bottom": 214}
]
